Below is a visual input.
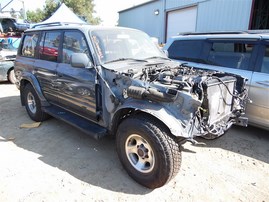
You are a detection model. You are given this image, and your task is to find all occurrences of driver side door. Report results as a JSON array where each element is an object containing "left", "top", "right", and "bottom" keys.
[{"left": 56, "top": 30, "right": 97, "bottom": 121}]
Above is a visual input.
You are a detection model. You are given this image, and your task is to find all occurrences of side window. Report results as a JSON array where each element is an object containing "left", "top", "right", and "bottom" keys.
[
  {"left": 260, "top": 45, "right": 269, "bottom": 73},
  {"left": 167, "top": 40, "right": 205, "bottom": 62},
  {"left": 208, "top": 42, "right": 254, "bottom": 70},
  {"left": 62, "top": 31, "right": 89, "bottom": 64},
  {"left": 39, "top": 31, "right": 61, "bottom": 62},
  {"left": 21, "top": 33, "right": 39, "bottom": 58}
]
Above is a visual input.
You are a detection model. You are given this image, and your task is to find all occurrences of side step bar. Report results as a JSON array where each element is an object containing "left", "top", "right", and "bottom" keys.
[{"left": 43, "top": 106, "right": 107, "bottom": 139}]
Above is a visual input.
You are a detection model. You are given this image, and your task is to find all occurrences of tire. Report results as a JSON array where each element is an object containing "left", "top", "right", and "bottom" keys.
[
  {"left": 23, "top": 84, "right": 50, "bottom": 122},
  {"left": 8, "top": 69, "right": 16, "bottom": 84},
  {"left": 116, "top": 114, "right": 181, "bottom": 188}
]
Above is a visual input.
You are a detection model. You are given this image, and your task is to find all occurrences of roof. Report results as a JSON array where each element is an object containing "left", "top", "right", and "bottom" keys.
[
  {"left": 26, "top": 23, "right": 140, "bottom": 32},
  {"left": 118, "top": 0, "right": 158, "bottom": 13}
]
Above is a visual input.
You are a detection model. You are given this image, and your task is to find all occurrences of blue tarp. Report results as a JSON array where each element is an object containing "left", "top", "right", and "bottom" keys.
[{"left": 0, "top": 37, "right": 21, "bottom": 49}]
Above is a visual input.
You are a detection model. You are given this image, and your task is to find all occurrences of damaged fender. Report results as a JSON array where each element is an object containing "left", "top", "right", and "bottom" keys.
[{"left": 113, "top": 99, "right": 189, "bottom": 138}]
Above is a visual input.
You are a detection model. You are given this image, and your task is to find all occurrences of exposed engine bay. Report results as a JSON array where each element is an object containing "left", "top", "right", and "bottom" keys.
[{"left": 104, "top": 62, "right": 248, "bottom": 140}]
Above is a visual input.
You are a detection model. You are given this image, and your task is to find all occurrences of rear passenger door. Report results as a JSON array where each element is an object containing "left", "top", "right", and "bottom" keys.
[
  {"left": 247, "top": 41, "right": 269, "bottom": 128},
  {"left": 35, "top": 31, "right": 61, "bottom": 104},
  {"left": 56, "top": 30, "right": 97, "bottom": 121}
]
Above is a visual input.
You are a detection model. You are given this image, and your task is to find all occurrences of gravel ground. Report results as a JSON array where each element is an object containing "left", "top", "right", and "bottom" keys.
[{"left": 0, "top": 82, "right": 269, "bottom": 202}]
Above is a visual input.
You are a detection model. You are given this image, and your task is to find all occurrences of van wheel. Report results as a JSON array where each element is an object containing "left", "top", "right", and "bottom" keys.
[
  {"left": 23, "top": 84, "right": 49, "bottom": 122},
  {"left": 116, "top": 114, "right": 181, "bottom": 188},
  {"left": 8, "top": 69, "right": 16, "bottom": 84}
]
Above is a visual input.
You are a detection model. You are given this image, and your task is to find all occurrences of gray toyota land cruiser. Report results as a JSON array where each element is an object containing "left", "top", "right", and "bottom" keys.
[{"left": 15, "top": 23, "right": 248, "bottom": 188}]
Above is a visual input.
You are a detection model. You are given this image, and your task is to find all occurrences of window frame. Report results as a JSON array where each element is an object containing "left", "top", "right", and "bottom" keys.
[
  {"left": 37, "top": 30, "right": 63, "bottom": 63},
  {"left": 254, "top": 40, "right": 269, "bottom": 73},
  {"left": 61, "top": 29, "right": 93, "bottom": 64},
  {"left": 19, "top": 32, "right": 40, "bottom": 58},
  {"left": 206, "top": 38, "right": 260, "bottom": 71},
  {"left": 167, "top": 39, "right": 211, "bottom": 63}
]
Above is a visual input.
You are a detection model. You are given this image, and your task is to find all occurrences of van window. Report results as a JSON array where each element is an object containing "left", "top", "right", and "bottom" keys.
[
  {"left": 1, "top": 18, "right": 16, "bottom": 33},
  {"left": 62, "top": 31, "right": 89, "bottom": 64},
  {"left": 261, "top": 45, "right": 269, "bottom": 73},
  {"left": 39, "top": 31, "right": 61, "bottom": 62},
  {"left": 208, "top": 42, "right": 254, "bottom": 70},
  {"left": 167, "top": 40, "right": 205, "bottom": 62},
  {"left": 21, "top": 33, "right": 39, "bottom": 58}
]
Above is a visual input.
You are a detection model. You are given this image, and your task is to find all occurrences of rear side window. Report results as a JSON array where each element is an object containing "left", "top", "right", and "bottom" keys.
[
  {"left": 167, "top": 40, "right": 205, "bottom": 62},
  {"left": 39, "top": 31, "right": 61, "bottom": 62},
  {"left": 21, "top": 33, "right": 39, "bottom": 58},
  {"left": 208, "top": 42, "right": 254, "bottom": 70},
  {"left": 261, "top": 45, "right": 269, "bottom": 73}
]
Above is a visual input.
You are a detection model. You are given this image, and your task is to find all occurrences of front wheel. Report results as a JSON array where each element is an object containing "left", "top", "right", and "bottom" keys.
[
  {"left": 23, "top": 84, "right": 50, "bottom": 122},
  {"left": 116, "top": 114, "right": 181, "bottom": 188},
  {"left": 8, "top": 69, "right": 16, "bottom": 84}
]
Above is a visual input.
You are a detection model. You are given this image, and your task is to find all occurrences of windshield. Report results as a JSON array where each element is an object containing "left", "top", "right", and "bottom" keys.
[{"left": 90, "top": 29, "right": 165, "bottom": 64}]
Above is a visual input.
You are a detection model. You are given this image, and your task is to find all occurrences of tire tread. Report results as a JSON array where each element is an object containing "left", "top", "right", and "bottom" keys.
[{"left": 116, "top": 113, "right": 181, "bottom": 188}]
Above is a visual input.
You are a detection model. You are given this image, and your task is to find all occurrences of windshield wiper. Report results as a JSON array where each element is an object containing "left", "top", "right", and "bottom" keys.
[{"left": 105, "top": 58, "right": 147, "bottom": 64}]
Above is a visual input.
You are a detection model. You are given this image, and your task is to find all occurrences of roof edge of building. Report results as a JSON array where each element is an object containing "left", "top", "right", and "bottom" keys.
[{"left": 118, "top": 0, "right": 159, "bottom": 13}]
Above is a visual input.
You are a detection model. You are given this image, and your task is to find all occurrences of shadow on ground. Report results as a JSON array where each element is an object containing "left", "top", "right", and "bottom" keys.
[
  {"left": 1, "top": 94, "right": 268, "bottom": 194},
  {"left": 194, "top": 125, "right": 269, "bottom": 164},
  {"left": 0, "top": 95, "right": 152, "bottom": 194}
]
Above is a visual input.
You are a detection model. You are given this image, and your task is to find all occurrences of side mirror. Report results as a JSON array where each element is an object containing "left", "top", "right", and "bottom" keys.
[{"left": 70, "top": 53, "right": 93, "bottom": 68}]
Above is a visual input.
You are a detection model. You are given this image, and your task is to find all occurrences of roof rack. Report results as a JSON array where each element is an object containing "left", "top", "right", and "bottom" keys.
[
  {"left": 32, "top": 22, "right": 87, "bottom": 29},
  {"left": 179, "top": 31, "right": 247, "bottom": 36},
  {"left": 178, "top": 30, "right": 269, "bottom": 36},
  {"left": 246, "top": 29, "right": 269, "bottom": 34}
]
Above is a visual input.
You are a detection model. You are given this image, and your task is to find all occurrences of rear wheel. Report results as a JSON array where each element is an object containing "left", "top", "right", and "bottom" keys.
[
  {"left": 116, "top": 114, "right": 181, "bottom": 188},
  {"left": 23, "top": 84, "right": 49, "bottom": 122}
]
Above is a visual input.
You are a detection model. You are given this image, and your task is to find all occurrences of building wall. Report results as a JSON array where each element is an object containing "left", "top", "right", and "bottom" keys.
[
  {"left": 118, "top": 1, "right": 164, "bottom": 43},
  {"left": 165, "top": 0, "right": 206, "bottom": 10},
  {"left": 118, "top": 0, "right": 253, "bottom": 43},
  {"left": 196, "top": 0, "right": 252, "bottom": 31}
]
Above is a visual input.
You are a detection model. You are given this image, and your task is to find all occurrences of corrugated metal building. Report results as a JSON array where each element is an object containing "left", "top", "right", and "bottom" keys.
[{"left": 118, "top": 0, "right": 269, "bottom": 43}]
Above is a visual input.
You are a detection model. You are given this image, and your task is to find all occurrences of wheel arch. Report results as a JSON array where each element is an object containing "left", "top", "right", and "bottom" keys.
[
  {"left": 19, "top": 72, "right": 50, "bottom": 107},
  {"left": 110, "top": 101, "right": 188, "bottom": 139}
]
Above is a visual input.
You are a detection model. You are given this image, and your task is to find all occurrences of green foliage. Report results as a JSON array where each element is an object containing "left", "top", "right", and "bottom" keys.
[
  {"left": 43, "top": 0, "right": 59, "bottom": 21},
  {"left": 26, "top": 9, "right": 45, "bottom": 23},
  {"left": 26, "top": 0, "right": 101, "bottom": 24}
]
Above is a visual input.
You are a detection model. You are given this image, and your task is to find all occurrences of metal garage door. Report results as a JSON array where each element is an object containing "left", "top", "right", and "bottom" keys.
[{"left": 166, "top": 6, "right": 197, "bottom": 41}]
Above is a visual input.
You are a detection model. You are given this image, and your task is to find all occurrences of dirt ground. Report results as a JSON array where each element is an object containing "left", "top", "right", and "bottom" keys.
[{"left": 0, "top": 82, "right": 269, "bottom": 202}]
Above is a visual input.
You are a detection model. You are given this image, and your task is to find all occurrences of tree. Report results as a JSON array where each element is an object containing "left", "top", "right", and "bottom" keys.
[
  {"left": 27, "top": 8, "right": 45, "bottom": 23},
  {"left": 26, "top": 0, "right": 101, "bottom": 24}
]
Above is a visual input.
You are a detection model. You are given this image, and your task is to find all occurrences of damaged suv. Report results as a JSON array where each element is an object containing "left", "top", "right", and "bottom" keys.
[{"left": 15, "top": 24, "right": 248, "bottom": 188}]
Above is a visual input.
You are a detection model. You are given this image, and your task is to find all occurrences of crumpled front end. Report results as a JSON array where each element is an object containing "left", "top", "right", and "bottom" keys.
[
  {"left": 102, "top": 62, "right": 249, "bottom": 140},
  {"left": 182, "top": 71, "right": 249, "bottom": 139}
]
